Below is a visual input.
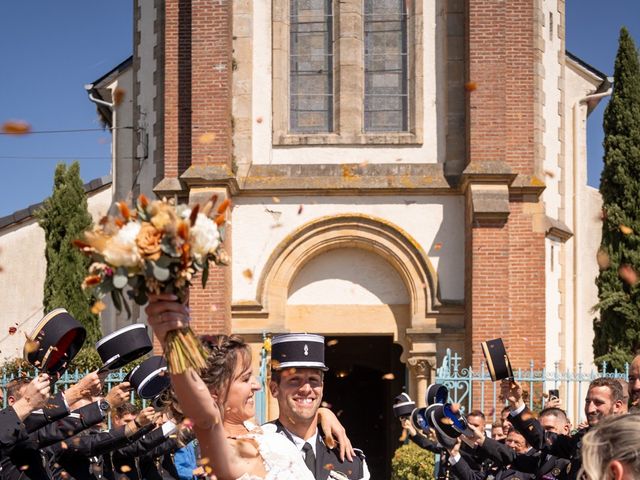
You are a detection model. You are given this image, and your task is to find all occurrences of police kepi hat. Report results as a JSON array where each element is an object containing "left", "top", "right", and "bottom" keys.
[
  {"left": 428, "top": 403, "right": 472, "bottom": 449},
  {"left": 24, "top": 308, "right": 87, "bottom": 375},
  {"left": 96, "top": 324, "right": 152, "bottom": 371},
  {"left": 410, "top": 407, "right": 429, "bottom": 435},
  {"left": 125, "top": 355, "right": 170, "bottom": 399},
  {"left": 426, "top": 383, "right": 449, "bottom": 406},
  {"left": 270, "top": 333, "right": 328, "bottom": 371},
  {"left": 481, "top": 337, "right": 514, "bottom": 381},
  {"left": 393, "top": 393, "right": 416, "bottom": 418}
]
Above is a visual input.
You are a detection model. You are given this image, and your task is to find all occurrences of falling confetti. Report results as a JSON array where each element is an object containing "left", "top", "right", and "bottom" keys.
[
  {"left": 297, "top": 205, "right": 304, "bottom": 215},
  {"left": 327, "top": 339, "right": 339, "bottom": 347},
  {"left": 596, "top": 249, "right": 611, "bottom": 270},
  {"left": 381, "top": 373, "right": 395, "bottom": 380},
  {"left": 272, "top": 197, "right": 280, "bottom": 203},
  {"left": 464, "top": 81, "right": 478, "bottom": 92},
  {"left": 198, "top": 132, "right": 217, "bottom": 144},
  {"left": 434, "top": 243, "right": 442, "bottom": 251},
  {"left": 619, "top": 264, "right": 639, "bottom": 285},
  {"left": 8, "top": 327, "right": 17, "bottom": 335},
  {"left": 24, "top": 338, "right": 39, "bottom": 354},
  {"left": 544, "top": 169, "right": 555, "bottom": 179},
  {"left": 2, "top": 120, "right": 31, "bottom": 135},
  {"left": 620, "top": 225, "right": 634, "bottom": 235},
  {"left": 243, "top": 269, "right": 254, "bottom": 281},
  {"left": 256, "top": 116, "right": 263, "bottom": 124},
  {"left": 113, "top": 87, "right": 126, "bottom": 107},
  {"left": 120, "top": 465, "right": 132, "bottom": 473},
  {"left": 91, "top": 300, "right": 107, "bottom": 315},
  {"left": 320, "top": 401, "right": 333, "bottom": 409}
]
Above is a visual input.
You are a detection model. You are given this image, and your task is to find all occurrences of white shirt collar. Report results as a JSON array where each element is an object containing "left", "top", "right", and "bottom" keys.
[{"left": 284, "top": 427, "right": 319, "bottom": 457}]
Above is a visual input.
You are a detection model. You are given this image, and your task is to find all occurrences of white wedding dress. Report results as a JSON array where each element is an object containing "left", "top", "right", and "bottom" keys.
[{"left": 236, "top": 421, "right": 316, "bottom": 480}]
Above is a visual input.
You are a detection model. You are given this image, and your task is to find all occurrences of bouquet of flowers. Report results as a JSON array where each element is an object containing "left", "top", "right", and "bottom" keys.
[{"left": 75, "top": 194, "right": 230, "bottom": 373}]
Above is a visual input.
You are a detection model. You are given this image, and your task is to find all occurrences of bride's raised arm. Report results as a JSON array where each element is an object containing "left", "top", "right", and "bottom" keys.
[{"left": 145, "top": 293, "right": 244, "bottom": 480}]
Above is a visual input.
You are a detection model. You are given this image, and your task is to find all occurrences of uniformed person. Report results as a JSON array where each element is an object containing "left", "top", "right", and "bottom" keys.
[
  {"left": 269, "top": 333, "right": 370, "bottom": 480},
  {"left": 503, "top": 378, "right": 625, "bottom": 480},
  {"left": 45, "top": 384, "right": 147, "bottom": 480}
]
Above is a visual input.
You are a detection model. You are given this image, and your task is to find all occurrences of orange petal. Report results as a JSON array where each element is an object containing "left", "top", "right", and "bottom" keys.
[{"left": 1, "top": 120, "right": 31, "bottom": 135}]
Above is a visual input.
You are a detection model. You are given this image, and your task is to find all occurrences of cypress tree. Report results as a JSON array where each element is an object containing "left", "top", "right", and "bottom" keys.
[
  {"left": 594, "top": 27, "right": 640, "bottom": 370},
  {"left": 36, "top": 162, "right": 102, "bottom": 344}
]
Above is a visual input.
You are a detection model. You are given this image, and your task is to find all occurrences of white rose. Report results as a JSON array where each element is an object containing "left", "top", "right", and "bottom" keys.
[
  {"left": 103, "top": 222, "right": 142, "bottom": 267},
  {"left": 190, "top": 214, "right": 220, "bottom": 262}
]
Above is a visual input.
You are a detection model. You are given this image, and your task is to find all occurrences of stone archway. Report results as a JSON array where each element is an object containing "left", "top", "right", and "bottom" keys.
[
  {"left": 231, "top": 214, "right": 447, "bottom": 407},
  {"left": 256, "top": 214, "right": 440, "bottom": 334}
]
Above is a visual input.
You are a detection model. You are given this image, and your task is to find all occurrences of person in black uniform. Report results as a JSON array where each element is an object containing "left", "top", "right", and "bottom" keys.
[
  {"left": 46, "top": 398, "right": 155, "bottom": 480},
  {"left": 105, "top": 403, "right": 193, "bottom": 480},
  {"left": 502, "top": 377, "right": 625, "bottom": 480},
  {"left": 446, "top": 429, "right": 539, "bottom": 480},
  {"left": 269, "top": 333, "right": 369, "bottom": 480},
  {"left": 0, "top": 371, "right": 107, "bottom": 480},
  {"left": 0, "top": 374, "right": 51, "bottom": 452}
]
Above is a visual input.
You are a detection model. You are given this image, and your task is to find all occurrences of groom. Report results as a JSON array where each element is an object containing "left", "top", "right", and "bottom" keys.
[{"left": 269, "top": 333, "right": 369, "bottom": 480}]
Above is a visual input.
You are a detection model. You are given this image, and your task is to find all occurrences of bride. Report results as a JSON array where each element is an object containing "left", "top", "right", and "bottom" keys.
[{"left": 145, "top": 294, "right": 347, "bottom": 480}]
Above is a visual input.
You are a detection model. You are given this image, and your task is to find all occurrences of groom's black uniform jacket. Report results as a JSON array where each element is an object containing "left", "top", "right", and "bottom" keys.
[{"left": 272, "top": 419, "right": 366, "bottom": 480}]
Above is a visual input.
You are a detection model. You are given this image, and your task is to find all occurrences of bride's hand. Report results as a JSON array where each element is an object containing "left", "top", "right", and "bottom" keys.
[{"left": 145, "top": 293, "right": 190, "bottom": 345}]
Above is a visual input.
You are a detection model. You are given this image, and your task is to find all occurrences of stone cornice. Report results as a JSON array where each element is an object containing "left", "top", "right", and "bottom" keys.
[
  {"left": 177, "top": 163, "right": 454, "bottom": 196},
  {"left": 545, "top": 216, "right": 574, "bottom": 242}
]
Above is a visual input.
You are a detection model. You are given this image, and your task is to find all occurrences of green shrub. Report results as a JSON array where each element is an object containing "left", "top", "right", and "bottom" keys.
[{"left": 391, "top": 442, "right": 436, "bottom": 480}]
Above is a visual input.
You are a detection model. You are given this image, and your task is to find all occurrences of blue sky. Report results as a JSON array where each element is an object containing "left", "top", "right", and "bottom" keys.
[{"left": 0, "top": 2, "right": 639, "bottom": 218}]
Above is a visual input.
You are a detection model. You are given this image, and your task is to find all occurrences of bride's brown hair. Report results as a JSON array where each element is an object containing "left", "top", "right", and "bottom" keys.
[{"left": 167, "top": 334, "right": 252, "bottom": 421}]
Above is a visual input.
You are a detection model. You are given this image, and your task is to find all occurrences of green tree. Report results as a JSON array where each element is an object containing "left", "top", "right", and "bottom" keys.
[
  {"left": 36, "top": 162, "right": 102, "bottom": 344},
  {"left": 594, "top": 27, "right": 640, "bottom": 370}
]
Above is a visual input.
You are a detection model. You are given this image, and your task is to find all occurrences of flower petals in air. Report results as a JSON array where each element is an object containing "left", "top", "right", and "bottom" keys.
[
  {"left": 198, "top": 132, "right": 217, "bottom": 144},
  {"left": 596, "top": 249, "right": 610, "bottom": 270},
  {"left": 620, "top": 225, "right": 634, "bottom": 235},
  {"left": 464, "top": 81, "right": 478, "bottom": 92},
  {"left": 619, "top": 264, "right": 639, "bottom": 285},
  {"left": 113, "top": 88, "right": 126, "bottom": 107},
  {"left": 91, "top": 301, "right": 107, "bottom": 314},
  {"left": 2, "top": 120, "right": 31, "bottom": 135},
  {"left": 8, "top": 327, "right": 17, "bottom": 335}
]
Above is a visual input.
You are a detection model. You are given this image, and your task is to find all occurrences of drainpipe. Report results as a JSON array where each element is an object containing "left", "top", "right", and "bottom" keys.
[
  {"left": 84, "top": 83, "right": 114, "bottom": 109},
  {"left": 571, "top": 87, "right": 611, "bottom": 414}
]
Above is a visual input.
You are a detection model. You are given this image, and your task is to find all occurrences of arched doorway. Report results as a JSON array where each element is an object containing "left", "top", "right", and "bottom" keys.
[
  {"left": 323, "top": 335, "right": 405, "bottom": 479},
  {"left": 287, "top": 246, "right": 409, "bottom": 478},
  {"left": 233, "top": 215, "right": 453, "bottom": 475}
]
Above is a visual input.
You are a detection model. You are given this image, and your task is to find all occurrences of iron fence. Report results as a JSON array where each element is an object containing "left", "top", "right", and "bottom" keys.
[{"left": 435, "top": 349, "right": 629, "bottom": 424}]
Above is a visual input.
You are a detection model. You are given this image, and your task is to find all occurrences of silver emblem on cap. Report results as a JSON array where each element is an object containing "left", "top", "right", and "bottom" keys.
[{"left": 304, "top": 344, "right": 309, "bottom": 356}]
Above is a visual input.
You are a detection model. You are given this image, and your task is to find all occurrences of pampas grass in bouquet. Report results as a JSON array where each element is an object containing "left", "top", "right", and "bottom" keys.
[{"left": 75, "top": 194, "right": 230, "bottom": 373}]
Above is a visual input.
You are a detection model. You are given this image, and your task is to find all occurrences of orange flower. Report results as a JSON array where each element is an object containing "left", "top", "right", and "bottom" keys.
[
  {"left": 136, "top": 223, "right": 163, "bottom": 261},
  {"left": 138, "top": 193, "right": 150, "bottom": 209},
  {"left": 216, "top": 199, "right": 231, "bottom": 214},
  {"left": 117, "top": 202, "right": 131, "bottom": 220},
  {"left": 82, "top": 275, "right": 102, "bottom": 289}
]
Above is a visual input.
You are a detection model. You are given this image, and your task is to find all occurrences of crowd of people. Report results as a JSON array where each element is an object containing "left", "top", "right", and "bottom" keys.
[
  {"left": 397, "top": 354, "right": 640, "bottom": 480},
  {"left": 2, "top": 291, "right": 640, "bottom": 479},
  {"left": 0, "top": 294, "right": 369, "bottom": 480}
]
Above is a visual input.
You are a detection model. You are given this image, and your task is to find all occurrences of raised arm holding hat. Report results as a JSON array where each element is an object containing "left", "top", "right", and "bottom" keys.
[{"left": 269, "top": 333, "right": 370, "bottom": 480}]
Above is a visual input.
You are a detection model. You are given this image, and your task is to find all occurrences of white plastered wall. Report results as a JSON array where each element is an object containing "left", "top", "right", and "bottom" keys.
[
  {"left": 541, "top": 0, "right": 564, "bottom": 371},
  {"left": 231, "top": 196, "right": 464, "bottom": 304},
  {"left": 0, "top": 186, "right": 112, "bottom": 362},
  {"left": 251, "top": 0, "right": 442, "bottom": 165}
]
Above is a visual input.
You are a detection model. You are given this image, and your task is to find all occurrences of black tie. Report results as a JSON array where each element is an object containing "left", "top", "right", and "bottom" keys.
[{"left": 302, "top": 442, "right": 315, "bottom": 473}]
